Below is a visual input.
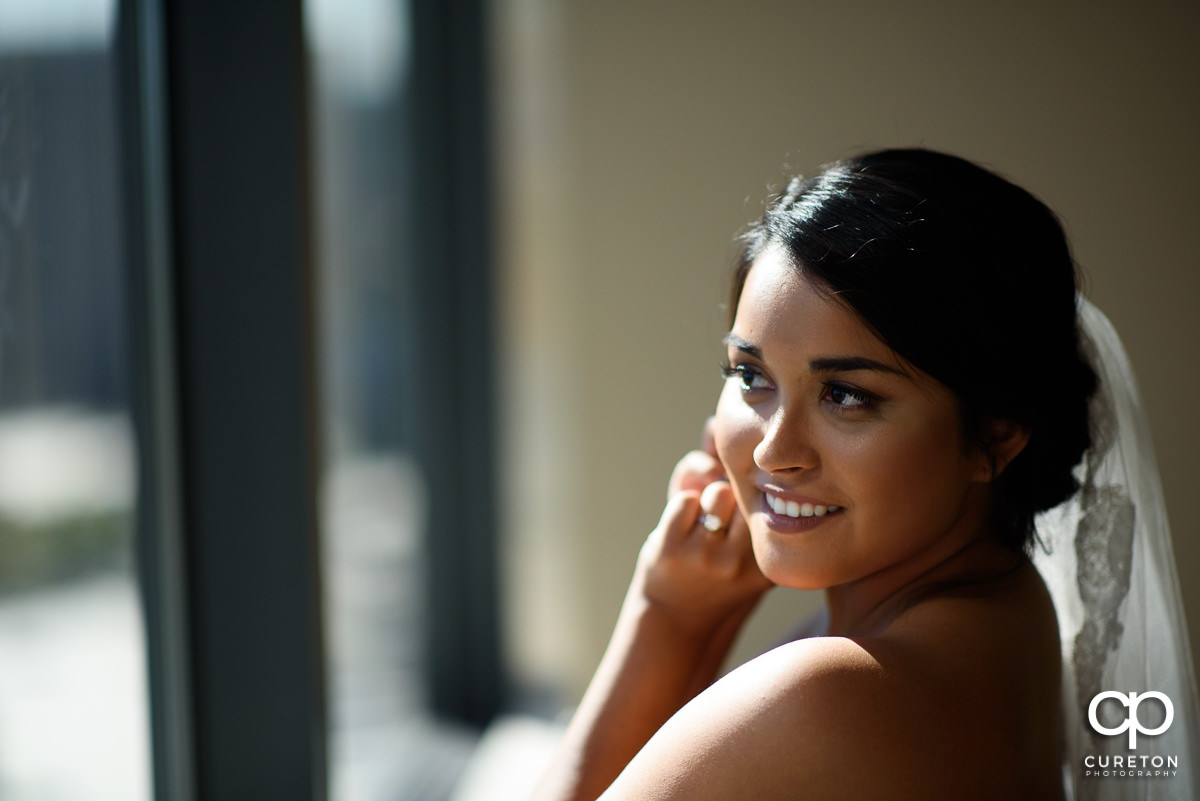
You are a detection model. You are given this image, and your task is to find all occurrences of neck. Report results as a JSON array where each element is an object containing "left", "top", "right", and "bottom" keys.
[{"left": 823, "top": 502, "right": 1021, "bottom": 637}]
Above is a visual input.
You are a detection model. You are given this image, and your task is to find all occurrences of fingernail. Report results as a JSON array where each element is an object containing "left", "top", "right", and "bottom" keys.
[{"left": 700, "top": 480, "right": 726, "bottom": 513}]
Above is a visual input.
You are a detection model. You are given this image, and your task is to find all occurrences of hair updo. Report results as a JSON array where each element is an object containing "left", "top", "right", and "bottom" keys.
[{"left": 731, "top": 148, "right": 1098, "bottom": 552}]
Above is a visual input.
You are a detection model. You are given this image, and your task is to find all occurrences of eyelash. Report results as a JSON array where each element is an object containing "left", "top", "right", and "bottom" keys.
[
  {"left": 720, "top": 361, "right": 770, "bottom": 391},
  {"left": 821, "top": 381, "right": 877, "bottom": 412},
  {"left": 720, "top": 361, "right": 878, "bottom": 412}
]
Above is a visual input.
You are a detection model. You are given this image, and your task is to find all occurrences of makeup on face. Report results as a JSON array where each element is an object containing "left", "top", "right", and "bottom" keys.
[{"left": 712, "top": 247, "right": 989, "bottom": 592}]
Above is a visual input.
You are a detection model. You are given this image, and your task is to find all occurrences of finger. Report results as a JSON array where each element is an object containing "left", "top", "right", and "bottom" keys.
[
  {"left": 658, "top": 491, "right": 701, "bottom": 545},
  {"left": 668, "top": 450, "right": 725, "bottom": 497},
  {"left": 724, "top": 505, "right": 758, "bottom": 560},
  {"left": 698, "top": 481, "right": 737, "bottom": 533},
  {"left": 724, "top": 507, "right": 751, "bottom": 546},
  {"left": 711, "top": 500, "right": 772, "bottom": 588}
]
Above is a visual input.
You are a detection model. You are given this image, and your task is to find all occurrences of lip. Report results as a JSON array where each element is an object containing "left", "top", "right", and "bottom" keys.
[{"left": 756, "top": 485, "right": 843, "bottom": 533}]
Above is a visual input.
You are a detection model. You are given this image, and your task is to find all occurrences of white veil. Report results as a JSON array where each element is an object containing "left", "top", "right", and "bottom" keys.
[{"left": 1032, "top": 298, "right": 1200, "bottom": 800}]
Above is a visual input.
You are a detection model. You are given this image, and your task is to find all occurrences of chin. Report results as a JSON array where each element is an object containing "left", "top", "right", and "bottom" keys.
[{"left": 751, "top": 545, "right": 836, "bottom": 592}]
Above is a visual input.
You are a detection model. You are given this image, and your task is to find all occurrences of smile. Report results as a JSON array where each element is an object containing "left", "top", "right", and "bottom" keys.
[{"left": 764, "top": 492, "right": 842, "bottom": 519}]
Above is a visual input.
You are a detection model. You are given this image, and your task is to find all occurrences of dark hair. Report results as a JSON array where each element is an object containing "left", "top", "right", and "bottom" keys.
[{"left": 732, "top": 148, "right": 1097, "bottom": 552}]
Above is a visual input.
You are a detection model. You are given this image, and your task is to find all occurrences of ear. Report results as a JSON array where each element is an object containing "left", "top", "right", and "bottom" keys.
[{"left": 971, "top": 418, "right": 1031, "bottom": 482}]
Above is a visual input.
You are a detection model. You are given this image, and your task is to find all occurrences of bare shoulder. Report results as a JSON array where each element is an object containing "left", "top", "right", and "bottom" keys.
[
  {"left": 600, "top": 565, "right": 1064, "bottom": 801},
  {"left": 600, "top": 637, "right": 943, "bottom": 801}
]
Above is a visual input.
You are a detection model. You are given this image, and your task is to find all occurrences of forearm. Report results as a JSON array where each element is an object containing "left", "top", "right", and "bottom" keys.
[
  {"left": 532, "top": 456, "right": 770, "bottom": 801},
  {"left": 531, "top": 588, "right": 758, "bottom": 801},
  {"left": 683, "top": 599, "right": 758, "bottom": 700}
]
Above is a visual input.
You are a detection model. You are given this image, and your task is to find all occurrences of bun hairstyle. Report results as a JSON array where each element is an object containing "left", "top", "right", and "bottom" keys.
[{"left": 732, "top": 149, "right": 1098, "bottom": 552}]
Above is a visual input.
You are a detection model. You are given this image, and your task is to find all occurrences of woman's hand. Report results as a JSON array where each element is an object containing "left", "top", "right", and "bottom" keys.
[
  {"left": 531, "top": 421, "right": 771, "bottom": 801},
  {"left": 634, "top": 427, "right": 772, "bottom": 633}
]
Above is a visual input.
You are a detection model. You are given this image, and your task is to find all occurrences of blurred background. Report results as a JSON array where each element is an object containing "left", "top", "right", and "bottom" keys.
[{"left": 0, "top": 0, "right": 1196, "bottom": 799}]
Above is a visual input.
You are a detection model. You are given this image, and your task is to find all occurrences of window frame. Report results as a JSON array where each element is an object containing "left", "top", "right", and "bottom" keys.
[{"left": 123, "top": 0, "right": 326, "bottom": 798}]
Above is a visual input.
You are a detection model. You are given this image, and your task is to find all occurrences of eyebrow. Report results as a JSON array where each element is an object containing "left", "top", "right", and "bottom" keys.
[
  {"left": 724, "top": 333, "right": 763, "bottom": 359},
  {"left": 724, "top": 333, "right": 907, "bottom": 377},
  {"left": 809, "top": 356, "right": 906, "bottom": 377}
]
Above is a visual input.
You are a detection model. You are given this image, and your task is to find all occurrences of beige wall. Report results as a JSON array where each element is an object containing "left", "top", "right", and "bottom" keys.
[{"left": 493, "top": 0, "right": 1200, "bottom": 699}]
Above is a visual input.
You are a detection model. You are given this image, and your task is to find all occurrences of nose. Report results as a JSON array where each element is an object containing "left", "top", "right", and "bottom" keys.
[{"left": 753, "top": 405, "right": 819, "bottom": 474}]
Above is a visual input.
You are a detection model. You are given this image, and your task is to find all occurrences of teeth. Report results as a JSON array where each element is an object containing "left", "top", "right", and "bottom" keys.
[{"left": 766, "top": 493, "right": 840, "bottom": 519}]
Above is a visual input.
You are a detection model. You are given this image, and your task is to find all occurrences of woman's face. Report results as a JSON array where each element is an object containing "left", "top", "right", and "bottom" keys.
[{"left": 713, "top": 247, "right": 993, "bottom": 591}]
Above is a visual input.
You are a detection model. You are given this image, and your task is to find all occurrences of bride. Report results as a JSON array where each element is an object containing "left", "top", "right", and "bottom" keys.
[{"left": 530, "top": 149, "right": 1196, "bottom": 800}]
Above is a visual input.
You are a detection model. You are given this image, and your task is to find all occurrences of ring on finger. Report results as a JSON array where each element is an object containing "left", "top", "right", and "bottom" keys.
[{"left": 700, "top": 513, "right": 725, "bottom": 532}]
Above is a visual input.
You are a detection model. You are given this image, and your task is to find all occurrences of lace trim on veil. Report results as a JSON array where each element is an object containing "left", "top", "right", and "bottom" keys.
[{"left": 1032, "top": 299, "right": 1200, "bottom": 800}]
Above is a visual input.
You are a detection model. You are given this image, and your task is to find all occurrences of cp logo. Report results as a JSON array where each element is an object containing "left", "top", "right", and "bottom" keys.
[{"left": 1088, "top": 691, "right": 1174, "bottom": 749}]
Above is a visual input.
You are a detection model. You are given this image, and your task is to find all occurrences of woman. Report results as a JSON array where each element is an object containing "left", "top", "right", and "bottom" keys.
[{"left": 530, "top": 150, "right": 1184, "bottom": 800}]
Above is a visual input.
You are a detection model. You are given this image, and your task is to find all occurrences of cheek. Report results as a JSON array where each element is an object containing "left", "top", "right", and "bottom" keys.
[
  {"left": 845, "top": 420, "right": 973, "bottom": 513},
  {"left": 713, "top": 389, "right": 762, "bottom": 504}
]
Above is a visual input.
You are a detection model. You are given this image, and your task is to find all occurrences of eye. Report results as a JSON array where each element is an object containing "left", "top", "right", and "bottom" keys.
[
  {"left": 720, "top": 361, "right": 772, "bottom": 393},
  {"left": 822, "top": 381, "right": 875, "bottom": 411}
]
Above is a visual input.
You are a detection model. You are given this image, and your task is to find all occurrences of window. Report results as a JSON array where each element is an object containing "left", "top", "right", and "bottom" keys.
[
  {"left": 0, "top": 2, "right": 151, "bottom": 798},
  {"left": 0, "top": 3, "right": 502, "bottom": 797},
  {"left": 307, "top": 1, "right": 503, "bottom": 796}
]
